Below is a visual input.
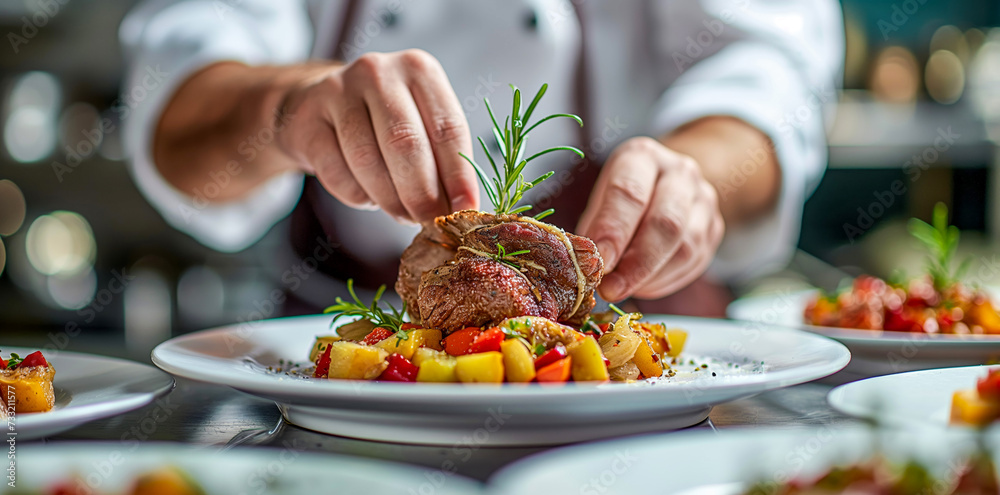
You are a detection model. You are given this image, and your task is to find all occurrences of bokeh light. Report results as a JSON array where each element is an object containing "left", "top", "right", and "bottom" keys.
[
  {"left": 177, "top": 265, "right": 226, "bottom": 325},
  {"left": 47, "top": 266, "right": 97, "bottom": 310},
  {"left": 57, "top": 102, "right": 102, "bottom": 161},
  {"left": 925, "top": 50, "right": 965, "bottom": 104},
  {"left": 24, "top": 211, "right": 96, "bottom": 276},
  {"left": 3, "top": 71, "right": 60, "bottom": 163},
  {"left": 930, "top": 25, "right": 970, "bottom": 63},
  {"left": 0, "top": 237, "right": 6, "bottom": 279},
  {"left": 870, "top": 46, "right": 920, "bottom": 104},
  {"left": 0, "top": 180, "right": 26, "bottom": 236}
]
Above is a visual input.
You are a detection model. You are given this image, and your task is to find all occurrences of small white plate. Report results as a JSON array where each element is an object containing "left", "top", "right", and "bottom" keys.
[
  {"left": 3, "top": 347, "right": 174, "bottom": 439},
  {"left": 489, "top": 426, "right": 993, "bottom": 495},
  {"left": 727, "top": 290, "right": 1000, "bottom": 377},
  {"left": 828, "top": 365, "right": 995, "bottom": 427},
  {"left": 152, "top": 315, "right": 849, "bottom": 446},
  {"left": 9, "top": 442, "right": 483, "bottom": 494}
]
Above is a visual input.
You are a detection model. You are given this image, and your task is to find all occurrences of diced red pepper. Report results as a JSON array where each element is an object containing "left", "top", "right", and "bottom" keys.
[
  {"left": 536, "top": 356, "right": 572, "bottom": 383},
  {"left": 534, "top": 344, "right": 567, "bottom": 370},
  {"left": 313, "top": 345, "right": 333, "bottom": 378},
  {"left": 598, "top": 323, "right": 610, "bottom": 333},
  {"left": 978, "top": 370, "right": 1000, "bottom": 400},
  {"left": 467, "top": 327, "right": 504, "bottom": 354},
  {"left": 361, "top": 327, "right": 394, "bottom": 345},
  {"left": 17, "top": 351, "right": 47, "bottom": 368},
  {"left": 378, "top": 353, "right": 418, "bottom": 382},
  {"left": 0, "top": 358, "right": 6, "bottom": 368},
  {"left": 400, "top": 322, "right": 422, "bottom": 331},
  {"left": 443, "top": 327, "right": 481, "bottom": 356}
]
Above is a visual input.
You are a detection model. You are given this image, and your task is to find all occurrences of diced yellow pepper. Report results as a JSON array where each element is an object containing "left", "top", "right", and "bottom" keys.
[
  {"left": 666, "top": 328, "right": 688, "bottom": 358},
  {"left": 375, "top": 329, "right": 443, "bottom": 360},
  {"left": 0, "top": 365, "right": 56, "bottom": 413},
  {"left": 309, "top": 336, "right": 341, "bottom": 362},
  {"left": 951, "top": 389, "right": 1000, "bottom": 426},
  {"left": 631, "top": 339, "right": 663, "bottom": 378},
  {"left": 416, "top": 355, "right": 458, "bottom": 382},
  {"left": 454, "top": 352, "right": 504, "bottom": 384},
  {"left": 566, "top": 337, "right": 610, "bottom": 382},
  {"left": 325, "top": 342, "right": 388, "bottom": 380},
  {"left": 412, "top": 347, "right": 445, "bottom": 367},
  {"left": 500, "top": 339, "right": 536, "bottom": 383},
  {"left": 131, "top": 467, "right": 202, "bottom": 495}
]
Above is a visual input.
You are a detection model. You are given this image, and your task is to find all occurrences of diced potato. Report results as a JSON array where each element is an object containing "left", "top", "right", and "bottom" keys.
[
  {"left": 631, "top": 339, "right": 663, "bottom": 378},
  {"left": 309, "top": 336, "right": 341, "bottom": 362},
  {"left": 566, "top": 337, "right": 610, "bottom": 382},
  {"left": 599, "top": 316, "right": 642, "bottom": 368},
  {"left": 324, "top": 342, "right": 389, "bottom": 380},
  {"left": 666, "top": 328, "right": 688, "bottom": 358},
  {"left": 454, "top": 352, "right": 504, "bottom": 384},
  {"left": 131, "top": 467, "right": 202, "bottom": 495},
  {"left": 951, "top": 389, "right": 1000, "bottom": 426},
  {"left": 639, "top": 322, "right": 669, "bottom": 357},
  {"left": 500, "top": 339, "right": 536, "bottom": 383},
  {"left": 412, "top": 347, "right": 447, "bottom": 367},
  {"left": 375, "top": 329, "right": 443, "bottom": 360},
  {"left": 416, "top": 354, "right": 459, "bottom": 383},
  {"left": 608, "top": 362, "right": 640, "bottom": 381},
  {"left": 0, "top": 365, "right": 56, "bottom": 413}
]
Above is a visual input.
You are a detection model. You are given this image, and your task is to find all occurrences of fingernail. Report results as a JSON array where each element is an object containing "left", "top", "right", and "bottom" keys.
[
  {"left": 601, "top": 274, "right": 625, "bottom": 302},
  {"left": 596, "top": 240, "right": 616, "bottom": 270}
]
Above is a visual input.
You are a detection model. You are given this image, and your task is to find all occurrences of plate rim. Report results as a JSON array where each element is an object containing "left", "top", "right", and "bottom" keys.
[
  {"left": 5, "top": 346, "right": 175, "bottom": 433},
  {"left": 151, "top": 314, "right": 851, "bottom": 404}
]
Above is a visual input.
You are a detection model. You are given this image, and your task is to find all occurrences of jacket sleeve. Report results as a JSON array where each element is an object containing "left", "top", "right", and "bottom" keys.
[
  {"left": 119, "top": 0, "right": 313, "bottom": 252},
  {"left": 647, "top": 0, "right": 844, "bottom": 282}
]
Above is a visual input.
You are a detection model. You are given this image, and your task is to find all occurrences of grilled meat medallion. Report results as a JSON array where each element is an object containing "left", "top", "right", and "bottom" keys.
[{"left": 396, "top": 210, "right": 604, "bottom": 333}]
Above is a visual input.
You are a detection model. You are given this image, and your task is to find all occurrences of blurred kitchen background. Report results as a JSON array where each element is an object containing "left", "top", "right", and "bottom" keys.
[{"left": 2, "top": 0, "right": 1000, "bottom": 357}]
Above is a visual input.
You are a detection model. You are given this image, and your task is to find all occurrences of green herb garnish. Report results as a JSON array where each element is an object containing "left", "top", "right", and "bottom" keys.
[
  {"left": 459, "top": 83, "right": 584, "bottom": 219},
  {"left": 323, "top": 279, "right": 408, "bottom": 341},
  {"left": 907, "top": 202, "right": 972, "bottom": 291},
  {"left": 5, "top": 353, "right": 22, "bottom": 369}
]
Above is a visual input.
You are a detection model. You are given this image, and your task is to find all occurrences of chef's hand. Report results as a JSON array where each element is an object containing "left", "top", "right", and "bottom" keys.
[
  {"left": 276, "top": 49, "right": 480, "bottom": 223},
  {"left": 577, "top": 137, "right": 725, "bottom": 302}
]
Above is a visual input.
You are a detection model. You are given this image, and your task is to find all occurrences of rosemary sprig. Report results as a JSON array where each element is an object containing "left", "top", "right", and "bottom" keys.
[
  {"left": 490, "top": 243, "right": 530, "bottom": 271},
  {"left": 459, "top": 83, "right": 584, "bottom": 219},
  {"left": 907, "top": 202, "right": 972, "bottom": 292},
  {"left": 323, "top": 279, "right": 409, "bottom": 342}
]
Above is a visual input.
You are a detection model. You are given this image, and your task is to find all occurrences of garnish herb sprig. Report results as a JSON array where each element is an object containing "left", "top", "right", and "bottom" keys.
[
  {"left": 491, "top": 243, "right": 530, "bottom": 271},
  {"left": 4, "top": 352, "right": 21, "bottom": 369},
  {"left": 907, "top": 202, "right": 972, "bottom": 292},
  {"left": 323, "top": 279, "right": 409, "bottom": 343},
  {"left": 460, "top": 84, "right": 584, "bottom": 219}
]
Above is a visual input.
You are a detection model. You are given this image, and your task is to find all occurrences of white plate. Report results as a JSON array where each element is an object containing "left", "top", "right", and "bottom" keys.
[
  {"left": 6, "top": 442, "right": 483, "bottom": 495},
  {"left": 3, "top": 347, "right": 174, "bottom": 439},
  {"left": 727, "top": 290, "right": 1000, "bottom": 377},
  {"left": 151, "top": 315, "right": 849, "bottom": 446},
  {"left": 828, "top": 365, "right": 996, "bottom": 427},
  {"left": 489, "top": 426, "right": 994, "bottom": 495}
]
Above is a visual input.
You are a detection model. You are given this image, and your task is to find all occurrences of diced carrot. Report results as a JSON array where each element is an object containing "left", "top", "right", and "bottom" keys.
[
  {"left": 468, "top": 327, "right": 504, "bottom": 354},
  {"left": 444, "top": 327, "right": 481, "bottom": 356},
  {"left": 313, "top": 345, "right": 333, "bottom": 378},
  {"left": 536, "top": 356, "right": 572, "bottom": 383}
]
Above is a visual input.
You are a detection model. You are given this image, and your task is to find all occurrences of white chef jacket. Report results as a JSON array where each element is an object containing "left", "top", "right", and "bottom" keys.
[{"left": 119, "top": 0, "right": 843, "bottom": 283}]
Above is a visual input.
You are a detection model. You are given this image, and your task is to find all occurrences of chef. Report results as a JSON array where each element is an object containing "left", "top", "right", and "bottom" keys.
[{"left": 119, "top": 0, "right": 843, "bottom": 316}]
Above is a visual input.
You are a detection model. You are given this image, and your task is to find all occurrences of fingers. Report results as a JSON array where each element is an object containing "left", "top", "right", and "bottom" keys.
[
  {"left": 405, "top": 53, "right": 479, "bottom": 212},
  {"left": 305, "top": 126, "right": 376, "bottom": 210},
  {"left": 577, "top": 139, "right": 659, "bottom": 272},
  {"left": 598, "top": 167, "right": 696, "bottom": 302}
]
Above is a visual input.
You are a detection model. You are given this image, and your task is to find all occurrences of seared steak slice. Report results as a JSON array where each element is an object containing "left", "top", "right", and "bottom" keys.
[{"left": 396, "top": 209, "right": 604, "bottom": 333}]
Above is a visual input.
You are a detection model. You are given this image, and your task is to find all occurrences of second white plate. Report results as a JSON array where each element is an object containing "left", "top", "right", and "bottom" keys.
[
  {"left": 152, "top": 315, "right": 850, "bottom": 446},
  {"left": 728, "top": 290, "right": 1000, "bottom": 377}
]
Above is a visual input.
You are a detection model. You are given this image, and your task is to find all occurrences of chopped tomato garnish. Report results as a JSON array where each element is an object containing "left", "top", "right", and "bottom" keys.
[
  {"left": 443, "top": 327, "right": 481, "bottom": 356},
  {"left": 17, "top": 351, "right": 47, "bottom": 368},
  {"left": 534, "top": 344, "right": 567, "bottom": 370},
  {"left": 378, "top": 353, "right": 418, "bottom": 382},
  {"left": 361, "top": 327, "right": 394, "bottom": 345},
  {"left": 598, "top": 323, "right": 610, "bottom": 333},
  {"left": 536, "top": 356, "right": 572, "bottom": 383},
  {"left": 313, "top": 345, "right": 333, "bottom": 378},
  {"left": 467, "top": 327, "right": 504, "bottom": 354}
]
